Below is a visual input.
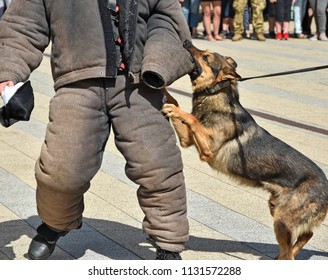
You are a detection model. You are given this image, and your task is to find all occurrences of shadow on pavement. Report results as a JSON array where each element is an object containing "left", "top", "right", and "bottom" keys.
[{"left": 0, "top": 216, "right": 327, "bottom": 260}]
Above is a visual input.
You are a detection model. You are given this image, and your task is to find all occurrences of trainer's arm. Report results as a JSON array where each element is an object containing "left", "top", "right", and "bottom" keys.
[
  {"left": 141, "top": 0, "right": 194, "bottom": 88},
  {"left": 0, "top": 0, "right": 50, "bottom": 84}
]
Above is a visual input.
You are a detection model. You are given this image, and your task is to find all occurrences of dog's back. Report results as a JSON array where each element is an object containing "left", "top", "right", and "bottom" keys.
[{"left": 211, "top": 89, "right": 328, "bottom": 191}]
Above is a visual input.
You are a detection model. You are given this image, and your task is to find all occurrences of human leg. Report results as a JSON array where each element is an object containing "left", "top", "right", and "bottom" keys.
[
  {"left": 280, "top": 0, "right": 292, "bottom": 39},
  {"left": 221, "top": 0, "right": 234, "bottom": 38},
  {"left": 308, "top": 0, "right": 328, "bottom": 39},
  {"left": 272, "top": 0, "right": 283, "bottom": 39},
  {"left": 303, "top": 2, "right": 314, "bottom": 37},
  {"left": 250, "top": 0, "right": 266, "bottom": 40},
  {"left": 189, "top": 0, "right": 201, "bottom": 37},
  {"left": 267, "top": 0, "right": 276, "bottom": 37},
  {"left": 294, "top": 0, "right": 303, "bottom": 35},
  {"left": 29, "top": 79, "right": 111, "bottom": 259},
  {"left": 232, "top": 0, "right": 248, "bottom": 40},
  {"left": 315, "top": 0, "right": 328, "bottom": 39},
  {"left": 243, "top": 3, "right": 251, "bottom": 38},
  {"left": 275, "top": 21, "right": 283, "bottom": 39},
  {"left": 35, "top": 80, "right": 111, "bottom": 230},
  {"left": 109, "top": 76, "right": 189, "bottom": 254},
  {"left": 202, "top": 1, "right": 215, "bottom": 40},
  {"left": 181, "top": 0, "right": 191, "bottom": 25},
  {"left": 212, "top": 1, "right": 223, "bottom": 40}
]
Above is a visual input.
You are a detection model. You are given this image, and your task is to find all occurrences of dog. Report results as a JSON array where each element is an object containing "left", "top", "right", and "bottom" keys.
[{"left": 162, "top": 40, "right": 328, "bottom": 260}]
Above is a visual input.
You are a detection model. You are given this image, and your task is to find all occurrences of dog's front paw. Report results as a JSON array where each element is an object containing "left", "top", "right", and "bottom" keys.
[{"left": 162, "top": 103, "right": 180, "bottom": 118}]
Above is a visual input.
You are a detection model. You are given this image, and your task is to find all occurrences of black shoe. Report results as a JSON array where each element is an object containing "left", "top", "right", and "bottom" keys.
[
  {"left": 28, "top": 223, "right": 68, "bottom": 260},
  {"left": 269, "top": 31, "right": 276, "bottom": 39},
  {"left": 155, "top": 248, "right": 182, "bottom": 260}
]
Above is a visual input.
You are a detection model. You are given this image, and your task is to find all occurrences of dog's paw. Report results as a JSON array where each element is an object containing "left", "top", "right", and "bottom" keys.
[{"left": 162, "top": 103, "right": 180, "bottom": 118}]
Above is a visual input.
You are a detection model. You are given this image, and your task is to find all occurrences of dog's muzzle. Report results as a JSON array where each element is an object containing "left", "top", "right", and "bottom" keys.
[{"left": 183, "top": 40, "right": 202, "bottom": 80}]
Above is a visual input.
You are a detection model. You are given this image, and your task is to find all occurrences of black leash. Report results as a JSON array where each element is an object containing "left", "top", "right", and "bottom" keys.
[{"left": 238, "top": 65, "right": 328, "bottom": 82}]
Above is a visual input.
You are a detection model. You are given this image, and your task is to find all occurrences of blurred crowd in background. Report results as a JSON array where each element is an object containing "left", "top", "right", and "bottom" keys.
[
  {"left": 179, "top": 0, "right": 328, "bottom": 41},
  {"left": 1, "top": 1, "right": 327, "bottom": 42}
]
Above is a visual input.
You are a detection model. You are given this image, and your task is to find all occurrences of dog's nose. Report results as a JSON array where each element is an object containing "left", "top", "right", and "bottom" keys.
[{"left": 183, "top": 39, "right": 192, "bottom": 49}]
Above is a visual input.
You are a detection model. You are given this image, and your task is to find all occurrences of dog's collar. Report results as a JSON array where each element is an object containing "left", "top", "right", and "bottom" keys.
[{"left": 204, "top": 80, "right": 231, "bottom": 95}]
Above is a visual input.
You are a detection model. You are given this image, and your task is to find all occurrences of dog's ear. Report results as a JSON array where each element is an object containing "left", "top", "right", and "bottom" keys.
[
  {"left": 222, "top": 66, "right": 241, "bottom": 80},
  {"left": 225, "top": 57, "right": 238, "bottom": 69},
  {"left": 220, "top": 56, "right": 241, "bottom": 80}
]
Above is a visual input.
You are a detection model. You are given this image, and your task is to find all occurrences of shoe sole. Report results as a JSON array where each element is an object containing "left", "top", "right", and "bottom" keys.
[{"left": 28, "top": 249, "right": 54, "bottom": 260}]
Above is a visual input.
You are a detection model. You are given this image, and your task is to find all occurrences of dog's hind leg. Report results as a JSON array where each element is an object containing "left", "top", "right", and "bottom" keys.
[
  {"left": 291, "top": 231, "right": 313, "bottom": 259},
  {"left": 274, "top": 220, "right": 294, "bottom": 260}
]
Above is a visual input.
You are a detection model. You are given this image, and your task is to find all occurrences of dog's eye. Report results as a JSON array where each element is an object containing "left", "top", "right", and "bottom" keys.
[{"left": 203, "top": 55, "right": 209, "bottom": 62}]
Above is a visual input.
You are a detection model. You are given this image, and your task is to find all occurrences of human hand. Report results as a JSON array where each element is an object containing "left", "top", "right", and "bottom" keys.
[{"left": 0, "top": 81, "right": 15, "bottom": 95}]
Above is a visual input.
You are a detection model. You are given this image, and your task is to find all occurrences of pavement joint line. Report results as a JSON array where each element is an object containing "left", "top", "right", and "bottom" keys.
[{"left": 167, "top": 87, "right": 328, "bottom": 136}]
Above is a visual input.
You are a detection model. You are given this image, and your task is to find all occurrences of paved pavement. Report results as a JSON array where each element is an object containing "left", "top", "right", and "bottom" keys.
[{"left": 0, "top": 34, "right": 327, "bottom": 261}]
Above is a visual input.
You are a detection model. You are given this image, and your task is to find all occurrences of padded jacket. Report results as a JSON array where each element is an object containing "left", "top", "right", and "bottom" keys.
[{"left": 0, "top": 0, "right": 194, "bottom": 89}]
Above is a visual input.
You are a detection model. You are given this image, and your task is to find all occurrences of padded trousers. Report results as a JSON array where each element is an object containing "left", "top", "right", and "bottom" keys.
[{"left": 34, "top": 75, "right": 189, "bottom": 252}]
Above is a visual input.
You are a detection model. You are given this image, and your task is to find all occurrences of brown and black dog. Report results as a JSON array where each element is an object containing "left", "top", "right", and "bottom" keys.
[{"left": 162, "top": 40, "right": 328, "bottom": 260}]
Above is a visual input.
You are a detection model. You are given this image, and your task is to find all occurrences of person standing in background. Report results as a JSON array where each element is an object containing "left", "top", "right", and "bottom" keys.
[
  {"left": 220, "top": 0, "right": 235, "bottom": 39},
  {"left": 294, "top": 0, "right": 308, "bottom": 38},
  {"left": 243, "top": 1, "right": 251, "bottom": 38},
  {"left": 266, "top": 0, "right": 276, "bottom": 38},
  {"left": 302, "top": 1, "right": 314, "bottom": 37},
  {"left": 232, "top": 0, "right": 266, "bottom": 41},
  {"left": 308, "top": 0, "right": 328, "bottom": 41},
  {"left": 270, "top": 0, "right": 295, "bottom": 40},
  {"left": 201, "top": 0, "right": 224, "bottom": 41},
  {"left": 181, "top": 0, "right": 202, "bottom": 38}
]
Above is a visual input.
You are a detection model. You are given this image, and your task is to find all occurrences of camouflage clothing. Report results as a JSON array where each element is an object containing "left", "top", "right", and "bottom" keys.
[{"left": 233, "top": 0, "right": 266, "bottom": 35}]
